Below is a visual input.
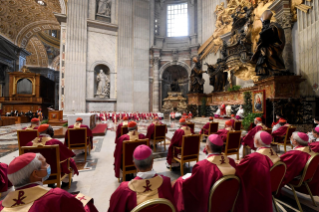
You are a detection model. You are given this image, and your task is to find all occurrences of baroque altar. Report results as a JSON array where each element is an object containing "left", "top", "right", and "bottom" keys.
[{"left": 162, "top": 92, "right": 187, "bottom": 112}]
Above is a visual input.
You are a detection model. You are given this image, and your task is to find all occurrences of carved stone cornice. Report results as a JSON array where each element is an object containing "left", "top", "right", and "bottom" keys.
[{"left": 268, "top": 0, "right": 293, "bottom": 29}]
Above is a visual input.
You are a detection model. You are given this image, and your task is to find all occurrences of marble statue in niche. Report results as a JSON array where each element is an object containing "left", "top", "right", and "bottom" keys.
[
  {"left": 95, "top": 69, "right": 110, "bottom": 99},
  {"left": 97, "top": 0, "right": 112, "bottom": 17}
]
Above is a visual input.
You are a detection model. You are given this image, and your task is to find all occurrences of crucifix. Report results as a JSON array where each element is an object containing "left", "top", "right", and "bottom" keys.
[{"left": 223, "top": 65, "right": 235, "bottom": 89}]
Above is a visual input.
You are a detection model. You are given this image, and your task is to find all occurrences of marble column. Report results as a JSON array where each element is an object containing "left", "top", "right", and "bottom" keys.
[
  {"left": 269, "top": 0, "right": 294, "bottom": 73},
  {"left": 64, "top": 0, "right": 88, "bottom": 113},
  {"left": 153, "top": 58, "right": 160, "bottom": 112}
]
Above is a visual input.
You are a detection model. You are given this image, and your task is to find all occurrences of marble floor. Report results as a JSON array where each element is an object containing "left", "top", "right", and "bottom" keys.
[{"left": 0, "top": 119, "right": 318, "bottom": 211}]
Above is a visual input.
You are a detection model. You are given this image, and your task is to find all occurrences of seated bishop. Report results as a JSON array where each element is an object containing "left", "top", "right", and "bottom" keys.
[
  {"left": 166, "top": 118, "right": 194, "bottom": 167},
  {"left": 236, "top": 105, "right": 244, "bottom": 120},
  {"left": 280, "top": 132, "right": 319, "bottom": 196},
  {"left": 235, "top": 131, "right": 280, "bottom": 212},
  {"left": 173, "top": 135, "right": 237, "bottom": 212},
  {"left": 23, "top": 118, "right": 40, "bottom": 130},
  {"left": 309, "top": 127, "right": 319, "bottom": 151},
  {"left": 242, "top": 117, "right": 267, "bottom": 150},
  {"left": 108, "top": 145, "right": 175, "bottom": 212},
  {"left": 229, "top": 114, "right": 238, "bottom": 129},
  {"left": 0, "top": 153, "right": 97, "bottom": 212},
  {"left": 26, "top": 124, "right": 79, "bottom": 188},
  {"left": 199, "top": 117, "right": 214, "bottom": 135},
  {"left": 216, "top": 120, "right": 233, "bottom": 143},
  {"left": 64, "top": 117, "right": 93, "bottom": 150},
  {"left": 272, "top": 118, "right": 290, "bottom": 142},
  {"left": 0, "top": 163, "right": 13, "bottom": 199},
  {"left": 146, "top": 117, "right": 164, "bottom": 140},
  {"left": 114, "top": 116, "right": 129, "bottom": 143},
  {"left": 113, "top": 121, "right": 146, "bottom": 179}
]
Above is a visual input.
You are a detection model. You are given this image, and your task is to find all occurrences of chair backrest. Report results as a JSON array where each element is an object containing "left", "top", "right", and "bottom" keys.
[
  {"left": 234, "top": 121, "right": 242, "bottom": 131},
  {"left": 181, "top": 134, "right": 201, "bottom": 158},
  {"left": 122, "top": 139, "right": 149, "bottom": 169},
  {"left": 186, "top": 123, "right": 195, "bottom": 132},
  {"left": 21, "top": 145, "right": 60, "bottom": 182},
  {"left": 284, "top": 126, "right": 296, "bottom": 143},
  {"left": 264, "top": 128, "right": 272, "bottom": 135},
  {"left": 154, "top": 124, "right": 167, "bottom": 138},
  {"left": 121, "top": 125, "right": 128, "bottom": 136},
  {"left": 225, "top": 131, "right": 242, "bottom": 153},
  {"left": 208, "top": 175, "right": 240, "bottom": 212},
  {"left": 131, "top": 198, "right": 176, "bottom": 212},
  {"left": 17, "top": 130, "right": 39, "bottom": 154},
  {"left": 270, "top": 162, "right": 287, "bottom": 195},
  {"left": 208, "top": 122, "right": 219, "bottom": 134},
  {"left": 68, "top": 128, "right": 87, "bottom": 147},
  {"left": 303, "top": 154, "right": 319, "bottom": 182}
]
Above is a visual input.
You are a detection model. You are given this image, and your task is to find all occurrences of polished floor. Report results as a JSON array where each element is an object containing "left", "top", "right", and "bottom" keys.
[{"left": 0, "top": 119, "right": 318, "bottom": 211}]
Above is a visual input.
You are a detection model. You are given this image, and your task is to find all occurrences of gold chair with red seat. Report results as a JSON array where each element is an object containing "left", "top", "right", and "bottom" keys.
[
  {"left": 288, "top": 154, "right": 319, "bottom": 212},
  {"left": 201, "top": 122, "right": 219, "bottom": 141},
  {"left": 153, "top": 124, "right": 167, "bottom": 152},
  {"left": 21, "top": 145, "right": 72, "bottom": 188},
  {"left": 234, "top": 121, "right": 242, "bottom": 131},
  {"left": 171, "top": 134, "right": 201, "bottom": 176},
  {"left": 224, "top": 131, "right": 242, "bottom": 160},
  {"left": 272, "top": 126, "right": 296, "bottom": 153},
  {"left": 121, "top": 125, "right": 129, "bottom": 136},
  {"left": 208, "top": 175, "right": 241, "bottom": 212},
  {"left": 270, "top": 162, "right": 287, "bottom": 212},
  {"left": 185, "top": 122, "right": 195, "bottom": 132},
  {"left": 131, "top": 199, "right": 175, "bottom": 212},
  {"left": 120, "top": 138, "right": 149, "bottom": 182},
  {"left": 68, "top": 128, "right": 91, "bottom": 161},
  {"left": 17, "top": 130, "right": 39, "bottom": 155},
  {"left": 264, "top": 128, "right": 272, "bottom": 135}
]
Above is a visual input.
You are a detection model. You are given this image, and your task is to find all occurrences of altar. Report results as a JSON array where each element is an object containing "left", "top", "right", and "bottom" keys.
[{"left": 67, "top": 113, "right": 96, "bottom": 129}]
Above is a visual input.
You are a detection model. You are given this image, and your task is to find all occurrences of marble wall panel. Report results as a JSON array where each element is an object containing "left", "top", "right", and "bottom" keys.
[{"left": 87, "top": 102, "right": 116, "bottom": 111}]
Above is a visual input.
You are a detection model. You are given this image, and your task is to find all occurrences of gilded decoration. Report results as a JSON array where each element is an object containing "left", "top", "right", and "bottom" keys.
[{"left": 25, "top": 36, "right": 49, "bottom": 68}]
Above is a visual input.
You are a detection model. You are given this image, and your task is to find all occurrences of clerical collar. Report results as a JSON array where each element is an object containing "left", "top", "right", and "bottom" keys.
[
  {"left": 136, "top": 169, "right": 156, "bottom": 179},
  {"left": 207, "top": 153, "right": 221, "bottom": 158},
  {"left": 294, "top": 145, "right": 306, "bottom": 150},
  {"left": 257, "top": 146, "right": 270, "bottom": 151},
  {"left": 15, "top": 182, "right": 43, "bottom": 190}
]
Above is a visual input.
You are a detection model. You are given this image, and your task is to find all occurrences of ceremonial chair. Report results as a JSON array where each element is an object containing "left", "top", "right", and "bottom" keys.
[
  {"left": 121, "top": 125, "right": 128, "bottom": 136},
  {"left": 201, "top": 122, "right": 219, "bottom": 141},
  {"left": 186, "top": 122, "right": 195, "bottom": 132},
  {"left": 171, "top": 134, "right": 201, "bottom": 176},
  {"left": 264, "top": 128, "right": 272, "bottom": 134},
  {"left": 120, "top": 138, "right": 149, "bottom": 182},
  {"left": 131, "top": 198, "right": 176, "bottom": 212},
  {"left": 234, "top": 121, "right": 242, "bottom": 131},
  {"left": 288, "top": 154, "right": 319, "bottom": 212},
  {"left": 224, "top": 131, "right": 242, "bottom": 160},
  {"left": 68, "top": 128, "right": 91, "bottom": 161},
  {"left": 152, "top": 124, "right": 167, "bottom": 152},
  {"left": 270, "top": 162, "right": 287, "bottom": 212},
  {"left": 208, "top": 175, "right": 240, "bottom": 212},
  {"left": 21, "top": 145, "right": 72, "bottom": 189},
  {"left": 272, "top": 126, "right": 296, "bottom": 153},
  {"left": 17, "top": 130, "right": 39, "bottom": 155}
]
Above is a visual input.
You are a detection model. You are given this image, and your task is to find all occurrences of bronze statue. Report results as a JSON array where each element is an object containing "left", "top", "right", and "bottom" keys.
[
  {"left": 206, "top": 59, "right": 228, "bottom": 92},
  {"left": 251, "top": 10, "right": 286, "bottom": 76},
  {"left": 171, "top": 79, "right": 180, "bottom": 92},
  {"left": 190, "top": 57, "right": 206, "bottom": 93}
]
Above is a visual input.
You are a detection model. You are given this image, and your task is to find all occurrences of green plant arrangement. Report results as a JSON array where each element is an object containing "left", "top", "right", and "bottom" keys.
[
  {"left": 62, "top": 122, "right": 68, "bottom": 127},
  {"left": 242, "top": 113, "right": 262, "bottom": 130},
  {"left": 41, "top": 120, "right": 48, "bottom": 124},
  {"left": 200, "top": 97, "right": 207, "bottom": 117},
  {"left": 227, "top": 85, "right": 241, "bottom": 92}
]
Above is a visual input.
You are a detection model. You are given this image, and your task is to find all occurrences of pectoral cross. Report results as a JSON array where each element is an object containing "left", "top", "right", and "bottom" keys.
[
  {"left": 269, "top": 148, "right": 275, "bottom": 156},
  {"left": 78, "top": 196, "right": 87, "bottom": 201},
  {"left": 143, "top": 180, "right": 152, "bottom": 192},
  {"left": 309, "top": 147, "right": 312, "bottom": 153},
  {"left": 220, "top": 156, "right": 226, "bottom": 165},
  {"left": 12, "top": 191, "right": 26, "bottom": 207}
]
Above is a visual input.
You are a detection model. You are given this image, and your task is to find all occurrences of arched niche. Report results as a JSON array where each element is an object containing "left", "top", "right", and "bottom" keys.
[
  {"left": 17, "top": 78, "right": 32, "bottom": 94},
  {"left": 94, "top": 64, "right": 110, "bottom": 99}
]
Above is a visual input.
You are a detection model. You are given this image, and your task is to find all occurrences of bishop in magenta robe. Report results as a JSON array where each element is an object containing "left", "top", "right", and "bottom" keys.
[
  {"left": 236, "top": 131, "right": 280, "bottom": 212},
  {"left": 23, "top": 118, "right": 40, "bottom": 130},
  {"left": 272, "top": 118, "right": 290, "bottom": 143},
  {"left": 113, "top": 121, "right": 146, "bottom": 178},
  {"left": 0, "top": 163, "right": 13, "bottom": 198},
  {"left": 199, "top": 117, "right": 214, "bottom": 135},
  {"left": 242, "top": 117, "right": 266, "bottom": 150},
  {"left": 166, "top": 118, "right": 194, "bottom": 165},
  {"left": 109, "top": 145, "right": 175, "bottom": 212},
  {"left": 114, "top": 116, "right": 129, "bottom": 143},
  {"left": 173, "top": 135, "right": 237, "bottom": 212}
]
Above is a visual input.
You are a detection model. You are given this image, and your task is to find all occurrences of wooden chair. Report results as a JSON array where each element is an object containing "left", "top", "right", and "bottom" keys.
[
  {"left": 171, "top": 134, "right": 201, "bottom": 176},
  {"left": 121, "top": 125, "right": 128, "bottom": 136},
  {"left": 131, "top": 198, "right": 175, "bottom": 212},
  {"left": 186, "top": 122, "right": 195, "bottom": 132},
  {"left": 21, "top": 145, "right": 72, "bottom": 188},
  {"left": 68, "top": 128, "right": 91, "bottom": 161},
  {"left": 201, "top": 122, "right": 219, "bottom": 141},
  {"left": 270, "top": 162, "right": 287, "bottom": 212},
  {"left": 272, "top": 126, "right": 296, "bottom": 153},
  {"left": 120, "top": 138, "right": 149, "bottom": 182},
  {"left": 208, "top": 175, "right": 240, "bottom": 212},
  {"left": 234, "top": 121, "right": 242, "bottom": 131},
  {"left": 17, "top": 130, "right": 39, "bottom": 155},
  {"left": 152, "top": 124, "right": 167, "bottom": 152},
  {"left": 264, "top": 128, "right": 272, "bottom": 134},
  {"left": 224, "top": 131, "right": 242, "bottom": 160},
  {"left": 288, "top": 154, "right": 319, "bottom": 212}
]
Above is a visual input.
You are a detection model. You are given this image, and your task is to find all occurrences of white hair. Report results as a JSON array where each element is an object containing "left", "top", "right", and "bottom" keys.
[
  {"left": 8, "top": 153, "right": 43, "bottom": 187},
  {"left": 292, "top": 132, "right": 308, "bottom": 146},
  {"left": 254, "top": 118, "right": 262, "bottom": 124},
  {"left": 133, "top": 154, "right": 153, "bottom": 171},
  {"left": 254, "top": 131, "right": 270, "bottom": 147}
]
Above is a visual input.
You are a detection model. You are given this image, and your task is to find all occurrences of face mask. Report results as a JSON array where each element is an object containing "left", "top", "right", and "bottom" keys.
[
  {"left": 42, "top": 165, "right": 51, "bottom": 182},
  {"left": 290, "top": 140, "right": 294, "bottom": 146}
]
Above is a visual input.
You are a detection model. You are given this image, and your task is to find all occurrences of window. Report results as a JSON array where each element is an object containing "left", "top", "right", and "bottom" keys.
[{"left": 167, "top": 3, "right": 188, "bottom": 37}]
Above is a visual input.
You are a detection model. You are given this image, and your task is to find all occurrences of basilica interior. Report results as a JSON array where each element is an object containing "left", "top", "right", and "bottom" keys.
[{"left": 0, "top": 0, "right": 319, "bottom": 211}]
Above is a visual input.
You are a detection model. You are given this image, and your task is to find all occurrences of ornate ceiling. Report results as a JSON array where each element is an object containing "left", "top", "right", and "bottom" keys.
[{"left": 0, "top": 0, "right": 61, "bottom": 45}]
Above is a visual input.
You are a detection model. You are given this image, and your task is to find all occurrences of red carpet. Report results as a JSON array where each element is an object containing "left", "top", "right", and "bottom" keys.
[{"left": 92, "top": 124, "right": 108, "bottom": 136}]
